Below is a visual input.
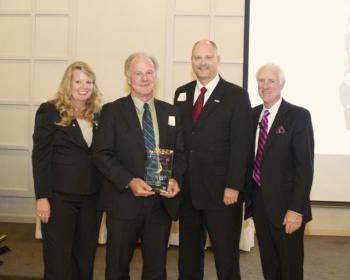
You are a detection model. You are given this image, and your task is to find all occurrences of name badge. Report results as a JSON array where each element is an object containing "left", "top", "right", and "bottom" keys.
[
  {"left": 168, "top": 116, "right": 175, "bottom": 126},
  {"left": 177, "top": 92, "right": 187, "bottom": 101}
]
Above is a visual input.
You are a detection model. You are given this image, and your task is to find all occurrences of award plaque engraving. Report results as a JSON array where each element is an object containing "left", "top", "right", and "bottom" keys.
[{"left": 144, "top": 149, "right": 174, "bottom": 192}]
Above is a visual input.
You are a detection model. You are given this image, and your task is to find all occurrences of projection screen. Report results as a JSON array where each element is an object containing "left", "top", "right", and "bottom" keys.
[{"left": 247, "top": 0, "right": 350, "bottom": 202}]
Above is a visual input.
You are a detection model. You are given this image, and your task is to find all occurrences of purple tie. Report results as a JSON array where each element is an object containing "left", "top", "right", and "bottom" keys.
[{"left": 252, "top": 110, "right": 270, "bottom": 186}]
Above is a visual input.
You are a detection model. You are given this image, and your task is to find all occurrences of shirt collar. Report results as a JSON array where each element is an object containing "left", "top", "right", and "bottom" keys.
[
  {"left": 263, "top": 97, "right": 282, "bottom": 116},
  {"left": 131, "top": 95, "right": 155, "bottom": 113},
  {"left": 196, "top": 73, "right": 220, "bottom": 93}
]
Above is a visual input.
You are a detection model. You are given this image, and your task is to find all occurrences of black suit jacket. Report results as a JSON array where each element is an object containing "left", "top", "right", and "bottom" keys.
[
  {"left": 174, "top": 78, "right": 253, "bottom": 210},
  {"left": 92, "top": 95, "right": 186, "bottom": 221},
  {"left": 32, "top": 102, "right": 100, "bottom": 199},
  {"left": 246, "top": 99, "right": 314, "bottom": 227}
]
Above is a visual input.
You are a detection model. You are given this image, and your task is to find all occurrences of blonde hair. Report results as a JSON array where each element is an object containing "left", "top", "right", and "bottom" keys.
[{"left": 50, "top": 61, "right": 102, "bottom": 126}]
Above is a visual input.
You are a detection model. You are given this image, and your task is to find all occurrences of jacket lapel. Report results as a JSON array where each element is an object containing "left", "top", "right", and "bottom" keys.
[
  {"left": 194, "top": 78, "right": 225, "bottom": 126},
  {"left": 154, "top": 100, "right": 168, "bottom": 148},
  {"left": 123, "top": 95, "right": 145, "bottom": 149},
  {"left": 253, "top": 105, "right": 263, "bottom": 135},
  {"left": 181, "top": 82, "right": 196, "bottom": 127},
  {"left": 263, "top": 100, "right": 288, "bottom": 156},
  {"left": 92, "top": 112, "right": 100, "bottom": 132},
  {"left": 67, "top": 119, "right": 89, "bottom": 149}
]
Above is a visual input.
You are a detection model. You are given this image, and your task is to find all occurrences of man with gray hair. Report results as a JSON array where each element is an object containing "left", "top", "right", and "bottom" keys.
[
  {"left": 93, "top": 52, "right": 186, "bottom": 279},
  {"left": 245, "top": 63, "right": 314, "bottom": 279}
]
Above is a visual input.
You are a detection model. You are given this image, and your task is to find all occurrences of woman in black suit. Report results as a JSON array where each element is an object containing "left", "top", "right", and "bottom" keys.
[{"left": 32, "top": 61, "right": 103, "bottom": 280}]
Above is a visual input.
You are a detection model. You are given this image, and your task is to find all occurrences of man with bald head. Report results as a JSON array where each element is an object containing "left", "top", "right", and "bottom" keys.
[
  {"left": 93, "top": 53, "right": 186, "bottom": 279},
  {"left": 246, "top": 63, "right": 314, "bottom": 279},
  {"left": 174, "top": 40, "right": 253, "bottom": 279}
]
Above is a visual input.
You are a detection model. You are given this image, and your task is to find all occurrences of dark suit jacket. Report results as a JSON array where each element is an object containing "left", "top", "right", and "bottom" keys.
[
  {"left": 92, "top": 95, "right": 186, "bottom": 221},
  {"left": 174, "top": 78, "right": 253, "bottom": 210},
  {"left": 246, "top": 99, "right": 314, "bottom": 227},
  {"left": 32, "top": 102, "right": 100, "bottom": 199}
]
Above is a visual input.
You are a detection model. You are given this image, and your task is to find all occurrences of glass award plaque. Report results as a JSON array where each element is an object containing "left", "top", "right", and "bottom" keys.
[{"left": 144, "top": 149, "right": 174, "bottom": 192}]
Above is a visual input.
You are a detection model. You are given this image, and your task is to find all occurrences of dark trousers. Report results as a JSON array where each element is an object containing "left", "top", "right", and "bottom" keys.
[
  {"left": 41, "top": 192, "right": 101, "bottom": 280},
  {"left": 252, "top": 185, "right": 305, "bottom": 280},
  {"left": 179, "top": 199, "right": 243, "bottom": 280},
  {"left": 105, "top": 199, "right": 172, "bottom": 280}
]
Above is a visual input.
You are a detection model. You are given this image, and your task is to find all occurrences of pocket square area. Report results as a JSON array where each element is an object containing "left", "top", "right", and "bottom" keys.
[{"left": 276, "top": 125, "right": 286, "bottom": 134}]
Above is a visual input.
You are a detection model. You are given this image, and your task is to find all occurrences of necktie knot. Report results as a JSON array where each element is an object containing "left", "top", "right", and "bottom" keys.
[
  {"left": 200, "top": 86, "right": 207, "bottom": 95},
  {"left": 259, "top": 110, "right": 270, "bottom": 129},
  {"left": 144, "top": 103, "right": 150, "bottom": 111},
  {"left": 262, "top": 109, "right": 270, "bottom": 118}
]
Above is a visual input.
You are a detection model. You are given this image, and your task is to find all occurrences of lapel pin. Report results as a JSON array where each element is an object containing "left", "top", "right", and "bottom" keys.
[{"left": 214, "top": 99, "right": 220, "bottom": 103}]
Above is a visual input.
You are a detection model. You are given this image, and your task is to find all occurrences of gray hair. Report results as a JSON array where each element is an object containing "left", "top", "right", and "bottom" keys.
[
  {"left": 256, "top": 63, "right": 286, "bottom": 86},
  {"left": 124, "top": 52, "right": 159, "bottom": 77}
]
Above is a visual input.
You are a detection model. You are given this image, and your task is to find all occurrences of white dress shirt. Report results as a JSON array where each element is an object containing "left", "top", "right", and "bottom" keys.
[
  {"left": 254, "top": 97, "right": 282, "bottom": 155},
  {"left": 193, "top": 74, "right": 220, "bottom": 106}
]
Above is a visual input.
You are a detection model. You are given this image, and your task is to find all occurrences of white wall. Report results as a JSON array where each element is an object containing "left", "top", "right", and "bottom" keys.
[
  {"left": 0, "top": 0, "right": 349, "bottom": 237},
  {"left": 248, "top": 0, "right": 350, "bottom": 203},
  {"left": 75, "top": 0, "right": 168, "bottom": 102},
  {"left": 0, "top": 0, "right": 247, "bottom": 220}
]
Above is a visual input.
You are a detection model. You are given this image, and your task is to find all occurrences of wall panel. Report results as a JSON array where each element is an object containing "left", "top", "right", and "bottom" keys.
[
  {"left": 0, "top": 61, "right": 30, "bottom": 101},
  {"left": 33, "top": 61, "right": 67, "bottom": 102},
  {"left": 173, "top": 16, "right": 210, "bottom": 61},
  {"left": 36, "top": 0, "right": 69, "bottom": 12},
  {"left": 166, "top": 0, "right": 246, "bottom": 97},
  {"left": 35, "top": 16, "right": 69, "bottom": 58},
  {"left": 214, "top": 0, "right": 245, "bottom": 14},
  {"left": 0, "top": 0, "right": 31, "bottom": 12},
  {"left": 0, "top": 150, "right": 29, "bottom": 192},
  {"left": 0, "top": 15, "right": 32, "bottom": 57},
  {"left": 0, "top": 0, "right": 76, "bottom": 207},
  {"left": 175, "top": 0, "right": 210, "bottom": 12},
  {"left": 214, "top": 17, "right": 244, "bottom": 62},
  {"left": 0, "top": 106, "right": 29, "bottom": 146}
]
